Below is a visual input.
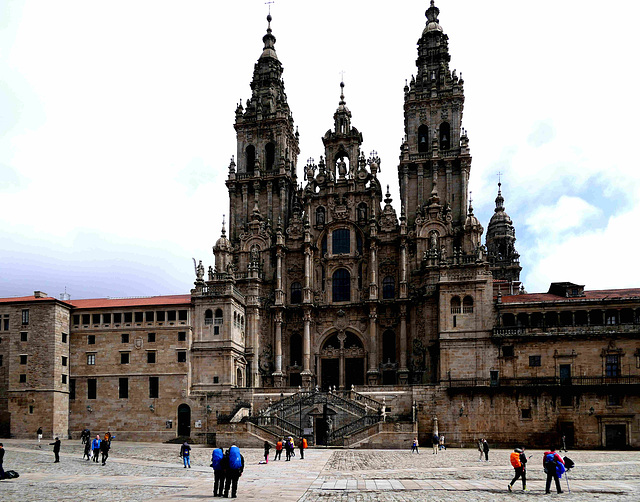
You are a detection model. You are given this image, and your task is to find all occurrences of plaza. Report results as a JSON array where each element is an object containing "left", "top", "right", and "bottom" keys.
[{"left": 1, "top": 440, "right": 639, "bottom": 501}]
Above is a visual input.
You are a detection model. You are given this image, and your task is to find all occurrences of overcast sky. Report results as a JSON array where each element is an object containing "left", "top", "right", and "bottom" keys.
[{"left": 1, "top": 0, "right": 639, "bottom": 300}]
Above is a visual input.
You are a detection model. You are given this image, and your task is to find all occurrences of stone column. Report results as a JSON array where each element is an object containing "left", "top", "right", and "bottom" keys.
[
  {"left": 369, "top": 243, "right": 378, "bottom": 300},
  {"left": 303, "top": 247, "right": 312, "bottom": 303},
  {"left": 417, "top": 164, "right": 424, "bottom": 207},
  {"left": 273, "top": 311, "right": 284, "bottom": 387},
  {"left": 400, "top": 241, "right": 408, "bottom": 299},
  {"left": 338, "top": 331, "right": 346, "bottom": 389},
  {"left": 301, "top": 308, "right": 313, "bottom": 388},
  {"left": 267, "top": 181, "right": 273, "bottom": 221},
  {"left": 242, "top": 184, "right": 249, "bottom": 224},
  {"left": 398, "top": 304, "right": 409, "bottom": 384},
  {"left": 367, "top": 308, "right": 379, "bottom": 385}
]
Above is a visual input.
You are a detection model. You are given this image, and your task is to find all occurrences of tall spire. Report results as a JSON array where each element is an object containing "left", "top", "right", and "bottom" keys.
[
  {"left": 495, "top": 182, "right": 505, "bottom": 212},
  {"left": 261, "top": 14, "right": 277, "bottom": 59}
]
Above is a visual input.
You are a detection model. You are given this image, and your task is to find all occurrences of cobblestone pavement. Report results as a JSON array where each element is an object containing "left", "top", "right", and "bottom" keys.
[{"left": 1, "top": 440, "right": 639, "bottom": 501}]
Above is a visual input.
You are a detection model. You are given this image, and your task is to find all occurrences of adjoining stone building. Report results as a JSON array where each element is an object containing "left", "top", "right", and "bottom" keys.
[{"left": 1, "top": 2, "right": 638, "bottom": 449}]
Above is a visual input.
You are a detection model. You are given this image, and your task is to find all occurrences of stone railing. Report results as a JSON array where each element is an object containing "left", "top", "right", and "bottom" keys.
[
  {"left": 445, "top": 375, "right": 640, "bottom": 388},
  {"left": 493, "top": 324, "right": 639, "bottom": 338}
]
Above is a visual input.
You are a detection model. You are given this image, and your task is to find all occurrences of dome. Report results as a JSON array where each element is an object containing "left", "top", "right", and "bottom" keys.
[
  {"left": 215, "top": 235, "right": 232, "bottom": 251},
  {"left": 260, "top": 48, "right": 278, "bottom": 59},
  {"left": 424, "top": 21, "right": 443, "bottom": 34}
]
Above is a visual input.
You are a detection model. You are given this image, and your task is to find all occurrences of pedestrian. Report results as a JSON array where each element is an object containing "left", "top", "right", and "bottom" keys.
[
  {"left": 508, "top": 447, "right": 528, "bottom": 491},
  {"left": 285, "top": 437, "right": 292, "bottom": 461},
  {"left": 289, "top": 437, "right": 295, "bottom": 458},
  {"left": 275, "top": 438, "right": 283, "bottom": 460},
  {"left": 37, "top": 427, "right": 43, "bottom": 447},
  {"left": 180, "top": 441, "right": 191, "bottom": 468},
  {"left": 439, "top": 435, "right": 446, "bottom": 450},
  {"left": 49, "top": 437, "right": 61, "bottom": 463},
  {"left": 298, "top": 437, "right": 305, "bottom": 460},
  {"left": 543, "top": 448, "right": 565, "bottom": 494},
  {"left": 91, "top": 435, "right": 101, "bottom": 462},
  {"left": 224, "top": 444, "right": 244, "bottom": 498},
  {"left": 411, "top": 437, "right": 419, "bottom": 454},
  {"left": 482, "top": 438, "right": 490, "bottom": 461},
  {"left": 100, "top": 435, "right": 110, "bottom": 465},
  {"left": 83, "top": 437, "right": 91, "bottom": 460},
  {"left": 81, "top": 429, "right": 87, "bottom": 444},
  {"left": 561, "top": 435, "right": 567, "bottom": 452},
  {"left": 432, "top": 433, "right": 439, "bottom": 454},
  {"left": 0, "top": 443, "right": 5, "bottom": 480},
  {"left": 478, "top": 439, "right": 484, "bottom": 461},
  {"left": 263, "top": 441, "right": 271, "bottom": 463},
  {"left": 211, "top": 447, "right": 225, "bottom": 497}
]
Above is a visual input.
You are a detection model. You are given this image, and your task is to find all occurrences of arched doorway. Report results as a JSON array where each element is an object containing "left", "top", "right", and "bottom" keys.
[
  {"left": 320, "top": 331, "right": 365, "bottom": 390},
  {"left": 177, "top": 404, "right": 191, "bottom": 438}
]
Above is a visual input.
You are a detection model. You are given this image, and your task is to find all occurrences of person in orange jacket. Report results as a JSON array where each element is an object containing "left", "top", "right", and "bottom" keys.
[
  {"left": 275, "top": 439, "right": 283, "bottom": 460},
  {"left": 298, "top": 437, "right": 306, "bottom": 460}
]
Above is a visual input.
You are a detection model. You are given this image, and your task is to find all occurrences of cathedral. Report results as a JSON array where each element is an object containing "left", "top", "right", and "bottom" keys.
[{"left": 1, "top": 2, "right": 638, "bottom": 449}]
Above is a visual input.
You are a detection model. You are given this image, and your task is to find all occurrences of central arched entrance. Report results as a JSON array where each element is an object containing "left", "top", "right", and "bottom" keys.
[
  {"left": 177, "top": 403, "right": 191, "bottom": 437},
  {"left": 319, "top": 331, "right": 365, "bottom": 390}
]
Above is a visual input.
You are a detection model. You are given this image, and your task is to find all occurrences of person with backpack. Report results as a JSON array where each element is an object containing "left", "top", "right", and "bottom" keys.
[
  {"left": 49, "top": 437, "right": 61, "bottom": 463},
  {"left": 180, "top": 442, "right": 191, "bottom": 468},
  {"left": 543, "top": 448, "right": 565, "bottom": 494},
  {"left": 83, "top": 437, "right": 91, "bottom": 460},
  {"left": 210, "top": 447, "right": 225, "bottom": 497},
  {"left": 274, "top": 438, "right": 283, "bottom": 460},
  {"left": 432, "top": 433, "right": 439, "bottom": 454},
  {"left": 224, "top": 445, "right": 244, "bottom": 498},
  {"left": 100, "top": 436, "right": 111, "bottom": 465},
  {"left": 508, "top": 447, "right": 528, "bottom": 491}
]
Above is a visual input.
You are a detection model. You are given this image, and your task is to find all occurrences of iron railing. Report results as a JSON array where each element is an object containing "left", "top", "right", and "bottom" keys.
[
  {"left": 328, "top": 415, "right": 382, "bottom": 445},
  {"left": 445, "top": 375, "right": 640, "bottom": 388}
]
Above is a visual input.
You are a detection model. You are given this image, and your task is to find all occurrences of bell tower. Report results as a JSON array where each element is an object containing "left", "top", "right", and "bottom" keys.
[{"left": 226, "top": 14, "right": 300, "bottom": 242}]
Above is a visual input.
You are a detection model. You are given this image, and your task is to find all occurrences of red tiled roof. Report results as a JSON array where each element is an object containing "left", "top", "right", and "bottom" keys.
[
  {"left": 68, "top": 295, "right": 192, "bottom": 309},
  {"left": 0, "top": 295, "right": 58, "bottom": 304},
  {"left": 500, "top": 288, "right": 640, "bottom": 304}
]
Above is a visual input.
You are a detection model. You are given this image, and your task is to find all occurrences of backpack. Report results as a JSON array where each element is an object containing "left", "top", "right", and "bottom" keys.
[
  {"left": 211, "top": 448, "right": 223, "bottom": 470},
  {"left": 510, "top": 452, "right": 522, "bottom": 468},
  {"left": 229, "top": 446, "right": 242, "bottom": 470},
  {"left": 543, "top": 453, "right": 556, "bottom": 467},
  {"left": 563, "top": 456, "right": 575, "bottom": 470}
]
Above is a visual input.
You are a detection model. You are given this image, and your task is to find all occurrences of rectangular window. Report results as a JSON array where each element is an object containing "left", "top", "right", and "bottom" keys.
[
  {"left": 121, "top": 333, "right": 130, "bottom": 343},
  {"left": 29, "top": 405, "right": 34, "bottom": 414},
  {"left": 103, "top": 313, "right": 111, "bottom": 324},
  {"left": 62, "top": 374, "right": 67, "bottom": 384},
  {"left": 124, "top": 312, "right": 132, "bottom": 323},
  {"left": 82, "top": 314, "right": 90, "bottom": 325},
  {"left": 147, "top": 351, "right": 156, "bottom": 364},
  {"left": 88, "top": 378, "right": 97, "bottom": 399},
  {"left": 168, "top": 310, "right": 177, "bottom": 321},
  {"left": 119, "top": 377, "right": 128, "bottom": 399},
  {"left": 92, "top": 314, "right": 100, "bottom": 324},
  {"left": 20, "top": 332, "right": 28, "bottom": 342},
  {"left": 605, "top": 355, "right": 620, "bottom": 377},
  {"left": 214, "top": 326, "right": 220, "bottom": 335},
  {"left": 0, "top": 354, "right": 3, "bottom": 366},
  {"left": 87, "top": 335, "right": 95, "bottom": 345},
  {"left": 156, "top": 311, "right": 165, "bottom": 322},
  {"left": 148, "top": 332, "right": 156, "bottom": 343},
  {"left": 114, "top": 313, "right": 122, "bottom": 324},
  {"left": 145, "top": 311, "right": 154, "bottom": 322},
  {"left": 22, "top": 309, "right": 29, "bottom": 325},
  {"left": 20, "top": 354, "right": 27, "bottom": 364},
  {"left": 19, "top": 373, "right": 27, "bottom": 383},
  {"left": 120, "top": 352, "right": 130, "bottom": 364},
  {"left": 135, "top": 312, "right": 143, "bottom": 323},
  {"left": 213, "top": 376, "right": 219, "bottom": 384},
  {"left": 607, "top": 394, "right": 621, "bottom": 406},
  {"left": 62, "top": 332, "right": 68, "bottom": 343},
  {"left": 490, "top": 370, "right": 499, "bottom": 386},
  {"left": 178, "top": 331, "right": 187, "bottom": 342},
  {"left": 69, "top": 378, "right": 76, "bottom": 399},
  {"left": 178, "top": 310, "right": 188, "bottom": 321},
  {"left": 560, "top": 394, "right": 573, "bottom": 407},
  {"left": 529, "top": 355, "right": 541, "bottom": 367},
  {"left": 73, "top": 315, "right": 80, "bottom": 325},
  {"left": 87, "top": 353, "right": 96, "bottom": 365},
  {"left": 332, "top": 228, "right": 351, "bottom": 254},
  {"left": 502, "top": 346, "right": 514, "bottom": 358},
  {"left": 177, "top": 351, "right": 187, "bottom": 363},
  {"left": 62, "top": 356, "right": 68, "bottom": 366},
  {"left": 149, "top": 376, "right": 159, "bottom": 399},
  {"left": 521, "top": 408, "right": 531, "bottom": 419}
]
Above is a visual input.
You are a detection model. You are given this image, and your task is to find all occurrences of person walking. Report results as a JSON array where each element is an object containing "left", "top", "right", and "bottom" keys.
[
  {"left": 508, "top": 447, "right": 528, "bottom": 491},
  {"left": 543, "top": 448, "right": 565, "bottom": 494},
  {"left": 411, "top": 437, "right": 419, "bottom": 454},
  {"left": 0, "top": 443, "right": 5, "bottom": 480},
  {"left": 91, "top": 435, "right": 101, "bottom": 462},
  {"left": 211, "top": 447, "right": 225, "bottom": 497},
  {"left": 224, "top": 444, "right": 244, "bottom": 498},
  {"left": 439, "top": 435, "right": 446, "bottom": 450},
  {"left": 180, "top": 442, "right": 191, "bottom": 468},
  {"left": 298, "top": 437, "right": 306, "bottom": 460},
  {"left": 482, "top": 438, "right": 490, "bottom": 461},
  {"left": 49, "top": 437, "right": 61, "bottom": 463},
  {"left": 83, "top": 437, "right": 91, "bottom": 460},
  {"left": 285, "top": 437, "right": 292, "bottom": 461},
  {"left": 274, "top": 438, "right": 283, "bottom": 460},
  {"left": 477, "top": 439, "right": 484, "bottom": 461},
  {"left": 100, "top": 436, "right": 110, "bottom": 465},
  {"left": 432, "top": 433, "right": 439, "bottom": 454},
  {"left": 263, "top": 441, "right": 271, "bottom": 463},
  {"left": 37, "top": 427, "right": 43, "bottom": 448}
]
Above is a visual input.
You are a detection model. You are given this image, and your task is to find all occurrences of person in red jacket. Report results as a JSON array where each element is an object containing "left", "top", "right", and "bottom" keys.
[
  {"left": 543, "top": 448, "right": 565, "bottom": 494},
  {"left": 275, "top": 439, "right": 283, "bottom": 460}
]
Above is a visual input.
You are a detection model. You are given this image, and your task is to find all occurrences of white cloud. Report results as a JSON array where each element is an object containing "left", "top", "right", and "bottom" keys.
[{"left": 525, "top": 196, "right": 601, "bottom": 236}]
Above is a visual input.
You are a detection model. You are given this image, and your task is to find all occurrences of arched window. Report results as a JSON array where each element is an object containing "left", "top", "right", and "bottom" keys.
[
  {"left": 345, "top": 332, "right": 363, "bottom": 349},
  {"left": 245, "top": 145, "right": 256, "bottom": 174},
  {"left": 462, "top": 295, "right": 474, "bottom": 313},
  {"left": 265, "top": 142, "right": 275, "bottom": 171},
  {"left": 204, "top": 309, "right": 213, "bottom": 325},
  {"left": 316, "top": 207, "right": 326, "bottom": 226},
  {"left": 357, "top": 203, "right": 368, "bottom": 225},
  {"left": 450, "top": 296, "right": 461, "bottom": 314},
  {"left": 213, "top": 308, "right": 223, "bottom": 335},
  {"left": 332, "top": 268, "right": 351, "bottom": 302},
  {"left": 440, "top": 122, "right": 451, "bottom": 150},
  {"left": 233, "top": 312, "right": 237, "bottom": 328},
  {"left": 332, "top": 229, "right": 350, "bottom": 254},
  {"left": 382, "top": 330, "right": 396, "bottom": 363},
  {"left": 290, "top": 282, "right": 302, "bottom": 304},
  {"left": 382, "top": 276, "right": 395, "bottom": 299},
  {"left": 418, "top": 125, "right": 429, "bottom": 153},
  {"left": 290, "top": 333, "right": 302, "bottom": 366},
  {"left": 236, "top": 368, "right": 243, "bottom": 387}
]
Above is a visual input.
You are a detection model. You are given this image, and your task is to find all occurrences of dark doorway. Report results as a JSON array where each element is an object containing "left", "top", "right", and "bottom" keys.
[
  {"left": 559, "top": 364, "right": 572, "bottom": 385},
  {"left": 177, "top": 404, "right": 191, "bottom": 438},
  {"left": 559, "top": 422, "right": 575, "bottom": 448},
  {"left": 315, "top": 416, "right": 328, "bottom": 446},
  {"left": 345, "top": 358, "right": 364, "bottom": 388},
  {"left": 322, "top": 359, "right": 339, "bottom": 391},
  {"left": 605, "top": 424, "right": 626, "bottom": 449}
]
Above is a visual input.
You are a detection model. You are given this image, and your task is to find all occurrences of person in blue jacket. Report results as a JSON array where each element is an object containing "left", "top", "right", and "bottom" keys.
[
  {"left": 543, "top": 448, "right": 565, "bottom": 494},
  {"left": 91, "top": 435, "right": 101, "bottom": 463},
  {"left": 211, "top": 447, "right": 225, "bottom": 497},
  {"left": 224, "top": 445, "right": 244, "bottom": 498},
  {"left": 180, "top": 442, "right": 191, "bottom": 468}
]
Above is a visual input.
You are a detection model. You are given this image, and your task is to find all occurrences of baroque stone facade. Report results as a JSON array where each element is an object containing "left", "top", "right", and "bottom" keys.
[{"left": 1, "top": 2, "right": 639, "bottom": 449}]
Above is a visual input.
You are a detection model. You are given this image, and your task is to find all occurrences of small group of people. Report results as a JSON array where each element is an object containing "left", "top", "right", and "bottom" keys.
[
  {"left": 477, "top": 438, "right": 490, "bottom": 461},
  {"left": 507, "top": 446, "right": 573, "bottom": 494},
  {"left": 211, "top": 445, "right": 245, "bottom": 498},
  {"left": 83, "top": 432, "right": 112, "bottom": 465},
  {"left": 271, "top": 437, "right": 306, "bottom": 462}
]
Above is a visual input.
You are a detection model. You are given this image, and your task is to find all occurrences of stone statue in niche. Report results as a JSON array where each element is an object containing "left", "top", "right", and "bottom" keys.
[
  {"left": 430, "top": 231, "right": 439, "bottom": 250},
  {"left": 337, "top": 158, "right": 347, "bottom": 178}
]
